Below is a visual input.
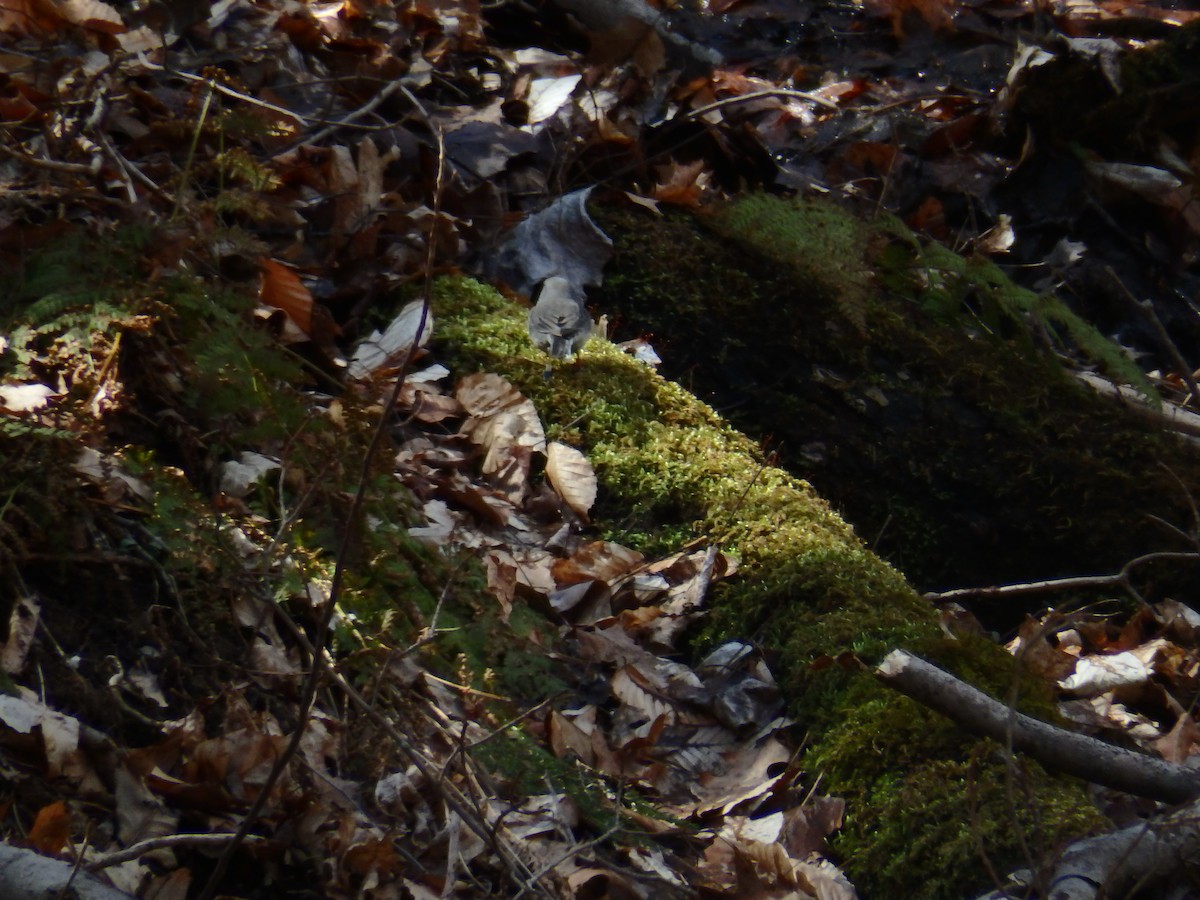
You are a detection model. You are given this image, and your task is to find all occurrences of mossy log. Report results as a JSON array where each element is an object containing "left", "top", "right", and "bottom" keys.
[{"left": 431, "top": 276, "right": 1103, "bottom": 899}]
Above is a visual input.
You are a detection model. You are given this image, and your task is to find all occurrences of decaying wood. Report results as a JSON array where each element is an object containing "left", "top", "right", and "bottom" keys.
[
  {"left": 1075, "top": 371, "right": 1200, "bottom": 441},
  {"left": 0, "top": 844, "right": 131, "bottom": 900},
  {"left": 876, "top": 649, "right": 1200, "bottom": 804},
  {"left": 975, "top": 799, "right": 1200, "bottom": 900}
]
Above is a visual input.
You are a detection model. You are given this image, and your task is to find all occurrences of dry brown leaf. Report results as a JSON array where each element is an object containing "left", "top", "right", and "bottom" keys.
[
  {"left": 0, "top": 0, "right": 67, "bottom": 35},
  {"left": 458, "top": 375, "right": 545, "bottom": 441},
  {"left": 259, "top": 258, "right": 314, "bottom": 335},
  {"left": 27, "top": 800, "right": 70, "bottom": 854},
  {"left": 479, "top": 411, "right": 529, "bottom": 476},
  {"left": 693, "top": 735, "right": 794, "bottom": 816},
  {"left": 553, "top": 540, "right": 643, "bottom": 586},
  {"left": 484, "top": 550, "right": 518, "bottom": 619},
  {"left": 142, "top": 868, "right": 192, "bottom": 900},
  {"left": 404, "top": 387, "right": 462, "bottom": 423},
  {"left": 653, "top": 159, "right": 710, "bottom": 208},
  {"left": 1154, "top": 712, "right": 1200, "bottom": 764},
  {"left": 545, "top": 441, "right": 597, "bottom": 519},
  {"left": 328, "top": 139, "right": 387, "bottom": 258},
  {"left": 866, "top": 0, "right": 955, "bottom": 35}
]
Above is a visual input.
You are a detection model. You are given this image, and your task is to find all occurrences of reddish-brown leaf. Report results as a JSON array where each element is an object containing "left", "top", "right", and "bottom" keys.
[
  {"left": 259, "top": 258, "right": 314, "bottom": 336},
  {"left": 27, "top": 800, "right": 70, "bottom": 854}
]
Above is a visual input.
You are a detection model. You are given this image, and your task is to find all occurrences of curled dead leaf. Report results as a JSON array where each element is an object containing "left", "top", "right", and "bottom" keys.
[
  {"left": 259, "top": 258, "right": 314, "bottom": 336},
  {"left": 546, "top": 441, "right": 597, "bottom": 519}
]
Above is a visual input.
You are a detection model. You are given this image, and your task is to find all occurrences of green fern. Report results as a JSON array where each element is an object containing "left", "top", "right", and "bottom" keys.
[
  {"left": 1, "top": 227, "right": 310, "bottom": 453},
  {"left": 0, "top": 419, "right": 77, "bottom": 441},
  {"left": 4, "top": 228, "right": 152, "bottom": 317}
]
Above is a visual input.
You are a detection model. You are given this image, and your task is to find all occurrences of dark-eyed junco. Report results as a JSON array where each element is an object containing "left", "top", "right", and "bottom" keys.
[{"left": 527, "top": 276, "right": 592, "bottom": 359}]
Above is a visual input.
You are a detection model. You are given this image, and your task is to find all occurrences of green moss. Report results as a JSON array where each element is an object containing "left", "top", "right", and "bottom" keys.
[
  {"left": 707, "top": 193, "right": 873, "bottom": 333},
  {"left": 429, "top": 272, "right": 1102, "bottom": 897},
  {"left": 591, "top": 199, "right": 1200, "bottom": 599}
]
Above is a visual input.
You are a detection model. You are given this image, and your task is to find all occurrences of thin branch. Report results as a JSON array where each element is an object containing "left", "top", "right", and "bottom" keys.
[
  {"left": 95, "top": 131, "right": 172, "bottom": 205},
  {"left": 682, "top": 88, "right": 840, "bottom": 120},
  {"left": 877, "top": 649, "right": 1200, "bottom": 804},
  {"left": 923, "top": 551, "right": 1200, "bottom": 604},
  {"left": 0, "top": 142, "right": 99, "bottom": 175},
  {"left": 276, "top": 79, "right": 417, "bottom": 155},
  {"left": 86, "top": 834, "right": 265, "bottom": 870},
  {"left": 1107, "top": 264, "right": 1200, "bottom": 410}
]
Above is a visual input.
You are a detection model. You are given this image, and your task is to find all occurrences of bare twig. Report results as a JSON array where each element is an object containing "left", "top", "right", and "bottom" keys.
[
  {"left": 95, "top": 131, "right": 172, "bottom": 204},
  {"left": 682, "top": 88, "right": 840, "bottom": 120},
  {"left": 1107, "top": 265, "right": 1200, "bottom": 410},
  {"left": 275, "top": 79, "right": 419, "bottom": 155},
  {"left": 171, "top": 78, "right": 214, "bottom": 222},
  {"left": 0, "top": 142, "right": 99, "bottom": 175},
  {"left": 86, "top": 833, "right": 266, "bottom": 870},
  {"left": 923, "top": 550, "right": 1200, "bottom": 604}
]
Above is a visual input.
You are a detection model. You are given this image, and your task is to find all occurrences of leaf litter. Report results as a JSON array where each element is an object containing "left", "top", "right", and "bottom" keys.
[{"left": 4, "top": 0, "right": 1200, "bottom": 895}]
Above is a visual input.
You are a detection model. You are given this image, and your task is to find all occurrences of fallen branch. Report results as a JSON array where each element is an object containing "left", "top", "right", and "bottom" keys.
[
  {"left": 975, "top": 799, "right": 1200, "bottom": 900},
  {"left": 875, "top": 649, "right": 1200, "bottom": 804},
  {"left": 1075, "top": 370, "right": 1200, "bottom": 441}
]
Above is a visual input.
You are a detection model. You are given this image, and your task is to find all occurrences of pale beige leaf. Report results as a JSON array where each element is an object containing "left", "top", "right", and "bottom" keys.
[
  {"left": 218, "top": 451, "right": 280, "bottom": 498},
  {"left": 546, "top": 441, "right": 597, "bottom": 518},
  {"left": 74, "top": 448, "right": 154, "bottom": 503},
  {"left": 0, "top": 692, "right": 83, "bottom": 779},
  {"left": 349, "top": 300, "right": 434, "bottom": 378},
  {"left": 457, "top": 372, "right": 545, "bottom": 453},
  {"left": 610, "top": 665, "right": 674, "bottom": 723},
  {"left": 1, "top": 594, "right": 39, "bottom": 674},
  {"left": 61, "top": 0, "right": 124, "bottom": 32},
  {"left": 114, "top": 762, "right": 178, "bottom": 846},
  {"left": 0, "top": 382, "right": 56, "bottom": 412},
  {"left": 115, "top": 23, "right": 162, "bottom": 52}
]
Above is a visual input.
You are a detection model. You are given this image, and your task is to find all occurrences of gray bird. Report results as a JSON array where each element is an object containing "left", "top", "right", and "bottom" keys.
[{"left": 527, "top": 276, "right": 592, "bottom": 360}]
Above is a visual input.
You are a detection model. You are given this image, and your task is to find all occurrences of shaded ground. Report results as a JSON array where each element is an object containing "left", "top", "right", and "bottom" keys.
[
  {"left": 593, "top": 200, "right": 1200, "bottom": 616},
  {"left": 3, "top": 1, "right": 1200, "bottom": 898}
]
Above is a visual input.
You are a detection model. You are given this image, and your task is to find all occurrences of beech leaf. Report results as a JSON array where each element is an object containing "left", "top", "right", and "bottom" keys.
[
  {"left": 545, "top": 441, "right": 597, "bottom": 518},
  {"left": 259, "top": 258, "right": 314, "bottom": 335}
]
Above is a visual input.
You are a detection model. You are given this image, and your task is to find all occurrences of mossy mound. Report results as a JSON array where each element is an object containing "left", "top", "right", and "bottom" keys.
[
  {"left": 590, "top": 197, "right": 1200, "bottom": 612},
  {"left": 430, "top": 275, "right": 1103, "bottom": 898}
]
